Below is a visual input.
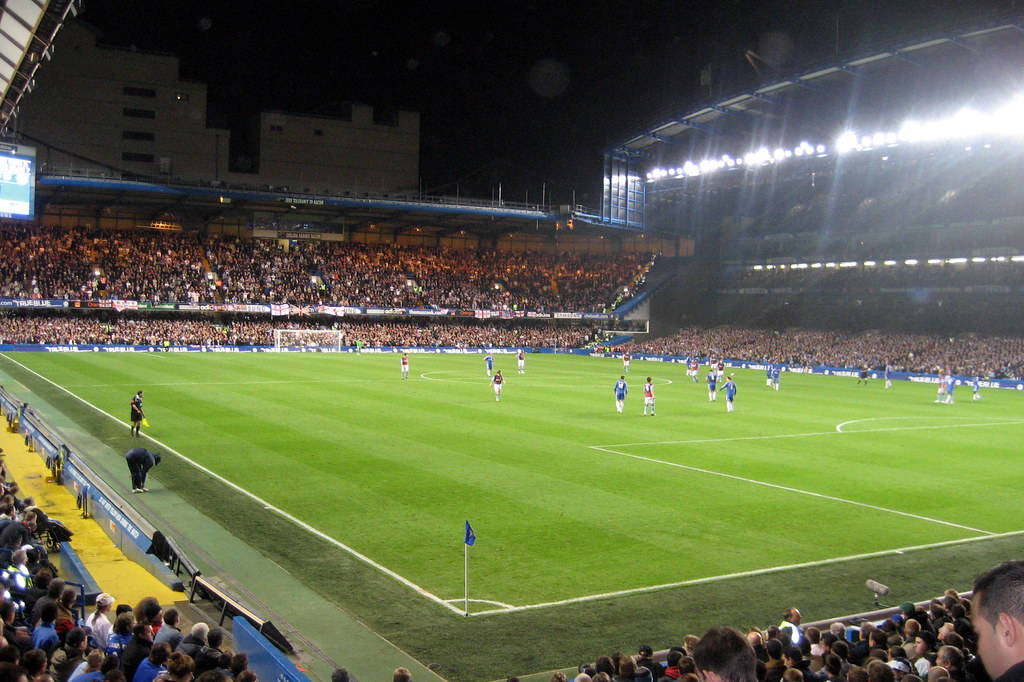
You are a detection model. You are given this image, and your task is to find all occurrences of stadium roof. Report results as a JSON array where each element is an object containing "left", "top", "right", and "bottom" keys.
[
  {"left": 35, "top": 174, "right": 617, "bottom": 239},
  {"left": 611, "top": 18, "right": 1024, "bottom": 162},
  {"left": 0, "top": 0, "right": 78, "bottom": 134}
]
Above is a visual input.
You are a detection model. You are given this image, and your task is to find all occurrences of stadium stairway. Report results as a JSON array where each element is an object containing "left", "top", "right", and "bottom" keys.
[{"left": 0, "top": 427, "right": 180, "bottom": 606}]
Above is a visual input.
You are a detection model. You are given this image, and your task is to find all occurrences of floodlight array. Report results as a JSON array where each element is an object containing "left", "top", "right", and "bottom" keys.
[
  {"left": 748, "top": 255, "right": 1024, "bottom": 271},
  {"left": 646, "top": 94, "right": 1024, "bottom": 183}
]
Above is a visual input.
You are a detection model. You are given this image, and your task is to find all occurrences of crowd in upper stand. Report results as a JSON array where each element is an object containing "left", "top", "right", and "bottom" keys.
[
  {"left": 0, "top": 225, "right": 652, "bottom": 313},
  {"left": 627, "top": 327, "right": 1024, "bottom": 379}
]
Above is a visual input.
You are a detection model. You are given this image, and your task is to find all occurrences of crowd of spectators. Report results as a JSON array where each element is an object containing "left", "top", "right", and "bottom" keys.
[
  {"left": 0, "top": 225, "right": 653, "bottom": 313},
  {"left": 0, "top": 439, "right": 259, "bottom": 682},
  {"left": 546, "top": 591, "right": 987, "bottom": 682},
  {"left": 723, "top": 263, "right": 1024, "bottom": 292},
  {"left": 627, "top": 327, "right": 1024, "bottom": 379},
  {"left": 0, "top": 314, "right": 599, "bottom": 349}
]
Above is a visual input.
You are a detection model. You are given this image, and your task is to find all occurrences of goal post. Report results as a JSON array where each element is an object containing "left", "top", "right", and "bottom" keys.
[{"left": 272, "top": 328, "right": 345, "bottom": 350}]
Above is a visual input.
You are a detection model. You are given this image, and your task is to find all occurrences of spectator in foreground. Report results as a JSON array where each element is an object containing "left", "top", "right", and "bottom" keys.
[
  {"left": 973, "top": 560, "right": 1024, "bottom": 682},
  {"left": 694, "top": 626, "right": 758, "bottom": 682},
  {"left": 393, "top": 667, "right": 412, "bottom": 682},
  {"left": 160, "top": 652, "right": 194, "bottom": 682},
  {"left": 131, "top": 642, "right": 170, "bottom": 682}
]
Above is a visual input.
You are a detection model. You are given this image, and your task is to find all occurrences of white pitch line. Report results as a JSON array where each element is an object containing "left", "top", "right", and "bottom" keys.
[
  {"left": 834, "top": 415, "right": 1022, "bottom": 432},
  {"left": 0, "top": 352, "right": 467, "bottom": 617},
  {"left": 589, "top": 444, "right": 993, "bottom": 535},
  {"left": 601, "top": 418, "right": 1024, "bottom": 448},
  {"left": 443, "top": 598, "right": 514, "bottom": 608},
  {"left": 469, "top": 530, "right": 1024, "bottom": 616}
]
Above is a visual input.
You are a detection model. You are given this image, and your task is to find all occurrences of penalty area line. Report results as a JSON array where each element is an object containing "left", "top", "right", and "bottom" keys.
[
  {"left": 0, "top": 352, "right": 466, "bottom": 617},
  {"left": 588, "top": 445, "right": 992, "bottom": 535},
  {"left": 469, "top": 530, "right": 1024, "bottom": 617}
]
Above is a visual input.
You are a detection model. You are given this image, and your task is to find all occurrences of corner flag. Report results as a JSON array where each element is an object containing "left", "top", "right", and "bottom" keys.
[{"left": 464, "top": 521, "right": 476, "bottom": 546}]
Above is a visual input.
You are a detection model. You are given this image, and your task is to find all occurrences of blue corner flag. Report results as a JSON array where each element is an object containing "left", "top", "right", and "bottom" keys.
[{"left": 464, "top": 521, "right": 476, "bottom": 546}]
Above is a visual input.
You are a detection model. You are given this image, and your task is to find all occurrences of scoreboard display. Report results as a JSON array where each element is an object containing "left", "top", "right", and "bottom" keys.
[{"left": 0, "top": 144, "right": 34, "bottom": 219}]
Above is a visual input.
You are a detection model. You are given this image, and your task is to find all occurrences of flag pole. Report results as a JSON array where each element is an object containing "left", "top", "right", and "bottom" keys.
[{"left": 464, "top": 541, "right": 469, "bottom": 616}]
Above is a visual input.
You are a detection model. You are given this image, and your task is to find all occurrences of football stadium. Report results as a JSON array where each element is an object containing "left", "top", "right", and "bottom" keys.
[{"left": 1, "top": 3, "right": 1024, "bottom": 682}]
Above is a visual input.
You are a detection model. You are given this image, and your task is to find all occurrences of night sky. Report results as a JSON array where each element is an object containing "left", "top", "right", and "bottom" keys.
[{"left": 78, "top": 0, "right": 1017, "bottom": 206}]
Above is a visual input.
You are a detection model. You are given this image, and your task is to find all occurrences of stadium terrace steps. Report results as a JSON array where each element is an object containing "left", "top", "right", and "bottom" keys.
[{"left": 0, "top": 427, "right": 180, "bottom": 606}]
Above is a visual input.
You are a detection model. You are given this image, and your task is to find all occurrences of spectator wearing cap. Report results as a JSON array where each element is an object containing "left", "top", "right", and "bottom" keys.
[
  {"left": 85, "top": 594, "right": 116, "bottom": 651},
  {"left": 637, "top": 646, "right": 658, "bottom": 678},
  {"left": 152, "top": 609, "right": 182, "bottom": 652},
  {"left": 330, "top": 669, "right": 349, "bottom": 682},
  {"left": 50, "top": 627, "right": 89, "bottom": 682},
  {"left": 913, "top": 632, "right": 937, "bottom": 677}
]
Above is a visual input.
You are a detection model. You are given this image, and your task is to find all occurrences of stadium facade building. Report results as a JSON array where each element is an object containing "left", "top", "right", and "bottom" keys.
[{"left": 13, "top": 20, "right": 420, "bottom": 195}]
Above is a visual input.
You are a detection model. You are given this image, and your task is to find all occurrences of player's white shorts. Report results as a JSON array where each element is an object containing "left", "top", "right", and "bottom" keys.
[
  {"left": 623, "top": 361, "right": 630, "bottom": 368},
  {"left": 687, "top": 369, "right": 697, "bottom": 377},
  {"left": 766, "top": 378, "right": 773, "bottom": 386},
  {"left": 493, "top": 384, "right": 502, "bottom": 395},
  {"left": 518, "top": 360, "right": 525, "bottom": 369},
  {"left": 644, "top": 396, "right": 654, "bottom": 406}
]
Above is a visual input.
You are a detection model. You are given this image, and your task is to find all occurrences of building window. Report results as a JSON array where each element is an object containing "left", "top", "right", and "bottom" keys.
[
  {"left": 269, "top": 124, "right": 284, "bottom": 132},
  {"left": 123, "top": 130, "right": 155, "bottom": 141},
  {"left": 175, "top": 92, "right": 189, "bottom": 102},
  {"left": 123, "top": 107, "right": 156, "bottom": 119},
  {"left": 122, "top": 152, "right": 155, "bottom": 162},
  {"left": 123, "top": 86, "right": 156, "bottom": 98},
  {"left": 373, "top": 107, "right": 399, "bottom": 126}
]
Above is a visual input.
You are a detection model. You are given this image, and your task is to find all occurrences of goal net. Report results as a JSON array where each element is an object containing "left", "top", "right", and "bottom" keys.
[{"left": 273, "top": 328, "right": 345, "bottom": 350}]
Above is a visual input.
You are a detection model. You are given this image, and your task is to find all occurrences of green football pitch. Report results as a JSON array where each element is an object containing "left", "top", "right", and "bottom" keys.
[{"left": 3, "top": 350, "right": 1024, "bottom": 679}]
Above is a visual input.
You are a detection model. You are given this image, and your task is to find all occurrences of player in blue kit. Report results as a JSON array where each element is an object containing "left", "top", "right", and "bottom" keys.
[
  {"left": 770, "top": 365, "right": 781, "bottom": 391},
  {"left": 724, "top": 375, "right": 738, "bottom": 412},
  {"left": 973, "top": 376, "right": 982, "bottom": 400},
  {"left": 765, "top": 365, "right": 773, "bottom": 387},
  {"left": 613, "top": 376, "right": 628, "bottom": 414},
  {"left": 706, "top": 370, "right": 718, "bottom": 402},
  {"left": 944, "top": 373, "right": 956, "bottom": 404},
  {"left": 884, "top": 363, "right": 894, "bottom": 389},
  {"left": 484, "top": 354, "right": 494, "bottom": 377}
]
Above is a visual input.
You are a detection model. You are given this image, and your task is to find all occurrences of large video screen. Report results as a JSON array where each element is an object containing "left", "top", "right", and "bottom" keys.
[{"left": 0, "top": 144, "right": 34, "bottom": 219}]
